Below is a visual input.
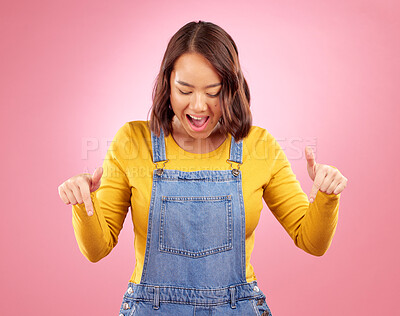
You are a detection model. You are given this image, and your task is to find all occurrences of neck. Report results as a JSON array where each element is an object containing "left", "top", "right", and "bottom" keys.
[{"left": 171, "top": 117, "right": 226, "bottom": 154}]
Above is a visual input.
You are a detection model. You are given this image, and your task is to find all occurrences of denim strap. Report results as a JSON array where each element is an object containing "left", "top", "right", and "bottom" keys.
[
  {"left": 151, "top": 129, "right": 166, "bottom": 163},
  {"left": 153, "top": 286, "right": 160, "bottom": 309},
  {"left": 229, "top": 285, "right": 237, "bottom": 309},
  {"left": 151, "top": 129, "right": 243, "bottom": 164},
  {"left": 229, "top": 135, "right": 243, "bottom": 164}
]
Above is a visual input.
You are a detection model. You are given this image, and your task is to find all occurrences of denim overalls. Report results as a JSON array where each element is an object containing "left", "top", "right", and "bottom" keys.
[{"left": 119, "top": 129, "right": 272, "bottom": 315}]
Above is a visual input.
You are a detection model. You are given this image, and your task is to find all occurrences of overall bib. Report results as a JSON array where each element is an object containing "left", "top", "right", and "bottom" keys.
[{"left": 119, "top": 129, "right": 272, "bottom": 316}]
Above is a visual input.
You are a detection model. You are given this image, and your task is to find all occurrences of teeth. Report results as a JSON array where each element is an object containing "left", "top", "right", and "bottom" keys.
[{"left": 188, "top": 114, "right": 205, "bottom": 121}]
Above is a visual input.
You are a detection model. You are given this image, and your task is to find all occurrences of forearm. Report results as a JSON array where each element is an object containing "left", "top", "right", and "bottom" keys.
[
  {"left": 293, "top": 191, "right": 340, "bottom": 256},
  {"left": 72, "top": 192, "right": 114, "bottom": 262}
]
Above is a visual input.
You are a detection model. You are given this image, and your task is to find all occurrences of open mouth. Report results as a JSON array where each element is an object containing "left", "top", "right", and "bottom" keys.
[{"left": 186, "top": 114, "right": 210, "bottom": 131}]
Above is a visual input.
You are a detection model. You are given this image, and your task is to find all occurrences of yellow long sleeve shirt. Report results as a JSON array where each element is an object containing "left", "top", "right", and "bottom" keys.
[{"left": 72, "top": 120, "right": 340, "bottom": 284}]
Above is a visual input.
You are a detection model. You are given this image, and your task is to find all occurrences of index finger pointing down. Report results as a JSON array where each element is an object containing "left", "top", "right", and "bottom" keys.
[{"left": 78, "top": 182, "right": 94, "bottom": 216}]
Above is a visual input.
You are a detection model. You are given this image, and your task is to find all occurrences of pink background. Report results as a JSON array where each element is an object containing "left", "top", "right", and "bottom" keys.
[{"left": 1, "top": 0, "right": 399, "bottom": 315}]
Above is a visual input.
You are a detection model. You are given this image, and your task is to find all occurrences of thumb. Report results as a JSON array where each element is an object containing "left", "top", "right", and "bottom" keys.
[
  {"left": 305, "top": 146, "right": 317, "bottom": 180},
  {"left": 305, "top": 146, "right": 315, "bottom": 168},
  {"left": 90, "top": 167, "right": 103, "bottom": 190}
]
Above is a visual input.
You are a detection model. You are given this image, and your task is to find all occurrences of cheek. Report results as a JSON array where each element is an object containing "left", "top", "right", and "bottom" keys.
[
  {"left": 169, "top": 92, "right": 176, "bottom": 104},
  {"left": 170, "top": 92, "right": 187, "bottom": 107},
  {"left": 214, "top": 102, "right": 222, "bottom": 114}
]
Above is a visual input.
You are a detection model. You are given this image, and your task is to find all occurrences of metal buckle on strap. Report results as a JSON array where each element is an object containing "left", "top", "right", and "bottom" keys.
[
  {"left": 226, "top": 159, "right": 242, "bottom": 177},
  {"left": 154, "top": 159, "right": 169, "bottom": 176}
]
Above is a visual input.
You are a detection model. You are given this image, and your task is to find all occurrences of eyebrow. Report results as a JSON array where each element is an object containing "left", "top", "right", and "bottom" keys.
[{"left": 176, "top": 80, "right": 222, "bottom": 89}]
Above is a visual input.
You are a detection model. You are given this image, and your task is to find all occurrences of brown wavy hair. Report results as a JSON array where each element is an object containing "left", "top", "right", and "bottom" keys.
[{"left": 148, "top": 20, "right": 252, "bottom": 141}]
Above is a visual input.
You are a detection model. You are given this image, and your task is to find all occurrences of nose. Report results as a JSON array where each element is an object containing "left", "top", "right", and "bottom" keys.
[{"left": 189, "top": 93, "right": 207, "bottom": 112}]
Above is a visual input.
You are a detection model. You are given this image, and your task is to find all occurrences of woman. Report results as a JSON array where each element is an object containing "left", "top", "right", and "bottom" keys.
[{"left": 58, "top": 21, "right": 347, "bottom": 315}]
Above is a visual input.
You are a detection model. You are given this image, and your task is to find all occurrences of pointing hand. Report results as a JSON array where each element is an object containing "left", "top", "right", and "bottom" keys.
[
  {"left": 305, "top": 147, "right": 348, "bottom": 203},
  {"left": 58, "top": 167, "right": 103, "bottom": 216}
]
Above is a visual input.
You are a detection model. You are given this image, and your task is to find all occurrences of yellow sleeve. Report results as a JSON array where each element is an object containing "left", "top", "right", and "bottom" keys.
[
  {"left": 71, "top": 123, "right": 132, "bottom": 262},
  {"left": 262, "top": 134, "right": 340, "bottom": 256}
]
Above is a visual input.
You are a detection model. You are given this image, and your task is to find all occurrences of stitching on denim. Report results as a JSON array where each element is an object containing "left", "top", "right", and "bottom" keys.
[
  {"left": 158, "top": 171, "right": 235, "bottom": 177},
  {"left": 159, "top": 245, "right": 233, "bottom": 258},
  {"left": 127, "top": 281, "right": 253, "bottom": 291},
  {"left": 251, "top": 298, "right": 261, "bottom": 316},
  {"left": 154, "top": 177, "right": 238, "bottom": 182},
  {"left": 255, "top": 296, "right": 271, "bottom": 316},
  {"left": 229, "top": 136, "right": 243, "bottom": 164},
  {"left": 119, "top": 298, "right": 137, "bottom": 316},
  {"left": 151, "top": 129, "right": 166, "bottom": 163},
  {"left": 129, "top": 302, "right": 137, "bottom": 316},
  {"left": 159, "top": 128, "right": 166, "bottom": 162},
  {"left": 121, "top": 295, "right": 264, "bottom": 307},
  {"left": 140, "top": 174, "right": 158, "bottom": 282},
  {"left": 238, "top": 174, "right": 247, "bottom": 282},
  {"left": 159, "top": 179, "right": 235, "bottom": 183},
  {"left": 152, "top": 169, "right": 241, "bottom": 182},
  {"left": 161, "top": 195, "right": 232, "bottom": 201},
  {"left": 124, "top": 281, "right": 271, "bottom": 304},
  {"left": 151, "top": 131, "right": 155, "bottom": 163},
  {"left": 227, "top": 194, "right": 233, "bottom": 249},
  {"left": 159, "top": 196, "right": 233, "bottom": 258}
]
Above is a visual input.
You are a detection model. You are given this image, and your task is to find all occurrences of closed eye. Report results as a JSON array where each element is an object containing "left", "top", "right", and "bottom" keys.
[
  {"left": 178, "top": 89, "right": 191, "bottom": 95},
  {"left": 178, "top": 89, "right": 220, "bottom": 98}
]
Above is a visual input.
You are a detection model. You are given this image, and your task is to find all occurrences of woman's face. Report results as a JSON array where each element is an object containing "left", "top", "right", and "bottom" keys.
[{"left": 169, "top": 52, "right": 223, "bottom": 141}]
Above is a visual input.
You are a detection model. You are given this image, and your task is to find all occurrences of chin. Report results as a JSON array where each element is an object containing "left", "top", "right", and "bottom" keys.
[{"left": 186, "top": 129, "right": 212, "bottom": 139}]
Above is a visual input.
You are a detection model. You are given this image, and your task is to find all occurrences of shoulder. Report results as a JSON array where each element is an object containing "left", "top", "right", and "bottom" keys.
[
  {"left": 242, "top": 125, "right": 284, "bottom": 162},
  {"left": 243, "top": 125, "right": 279, "bottom": 148},
  {"left": 245, "top": 125, "right": 269, "bottom": 141},
  {"left": 113, "top": 120, "right": 151, "bottom": 141},
  {"left": 109, "top": 121, "right": 151, "bottom": 158},
  {"left": 123, "top": 120, "right": 150, "bottom": 136}
]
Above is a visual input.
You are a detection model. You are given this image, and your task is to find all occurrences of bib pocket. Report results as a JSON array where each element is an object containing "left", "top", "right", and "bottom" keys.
[{"left": 159, "top": 195, "right": 233, "bottom": 258}]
